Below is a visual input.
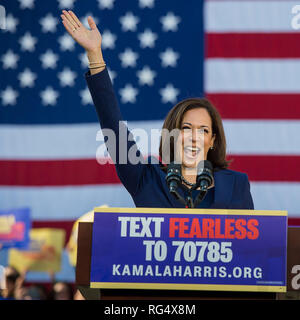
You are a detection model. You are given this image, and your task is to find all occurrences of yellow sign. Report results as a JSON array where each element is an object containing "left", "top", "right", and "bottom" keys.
[
  {"left": 9, "top": 228, "right": 65, "bottom": 273},
  {"left": 66, "top": 210, "right": 94, "bottom": 267},
  {"left": 66, "top": 205, "right": 109, "bottom": 266}
]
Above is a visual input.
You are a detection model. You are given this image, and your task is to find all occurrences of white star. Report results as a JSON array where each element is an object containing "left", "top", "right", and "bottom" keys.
[
  {"left": 107, "top": 68, "right": 117, "bottom": 84},
  {"left": 137, "top": 66, "right": 156, "bottom": 86},
  {"left": 58, "top": 33, "right": 75, "bottom": 51},
  {"left": 101, "top": 30, "right": 117, "bottom": 49},
  {"left": 119, "top": 48, "right": 139, "bottom": 68},
  {"left": 138, "top": 29, "right": 157, "bottom": 49},
  {"left": 18, "top": 68, "right": 37, "bottom": 88},
  {"left": 40, "top": 49, "right": 59, "bottom": 69},
  {"left": 139, "top": 0, "right": 155, "bottom": 9},
  {"left": 4, "top": 14, "right": 19, "bottom": 33},
  {"left": 58, "top": 67, "right": 77, "bottom": 87},
  {"left": 39, "top": 13, "right": 58, "bottom": 33},
  {"left": 160, "top": 84, "right": 179, "bottom": 104},
  {"left": 160, "top": 12, "right": 181, "bottom": 32},
  {"left": 98, "top": 0, "right": 114, "bottom": 9},
  {"left": 159, "top": 48, "right": 179, "bottom": 67},
  {"left": 57, "top": 0, "right": 76, "bottom": 9},
  {"left": 0, "top": 87, "right": 19, "bottom": 106},
  {"left": 0, "top": 12, "right": 5, "bottom": 30},
  {"left": 1, "top": 50, "right": 19, "bottom": 69},
  {"left": 18, "top": 0, "right": 35, "bottom": 9},
  {"left": 19, "top": 32, "right": 37, "bottom": 52},
  {"left": 40, "top": 87, "right": 59, "bottom": 106},
  {"left": 78, "top": 52, "right": 89, "bottom": 68},
  {"left": 119, "top": 84, "right": 138, "bottom": 103},
  {"left": 81, "top": 13, "right": 99, "bottom": 29},
  {"left": 119, "top": 12, "right": 139, "bottom": 32},
  {"left": 79, "top": 88, "right": 93, "bottom": 105}
]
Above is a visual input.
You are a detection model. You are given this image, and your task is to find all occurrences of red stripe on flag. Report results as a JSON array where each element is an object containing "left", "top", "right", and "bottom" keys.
[
  {"left": 206, "top": 33, "right": 300, "bottom": 58},
  {"left": 0, "top": 156, "right": 300, "bottom": 186},
  {"left": 227, "top": 155, "right": 300, "bottom": 182},
  {"left": 206, "top": 93, "right": 300, "bottom": 119},
  {"left": 0, "top": 159, "right": 120, "bottom": 186}
]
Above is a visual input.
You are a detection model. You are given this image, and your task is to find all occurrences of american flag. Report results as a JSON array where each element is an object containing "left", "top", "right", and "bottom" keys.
[{"left": 1, "top": 0, "right": 300, "bottom": 239}]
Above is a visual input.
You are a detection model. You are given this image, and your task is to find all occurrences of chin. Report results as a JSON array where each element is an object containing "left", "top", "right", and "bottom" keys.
[{"left": 182, "top": 159, "right": 198, "bottom": 169}]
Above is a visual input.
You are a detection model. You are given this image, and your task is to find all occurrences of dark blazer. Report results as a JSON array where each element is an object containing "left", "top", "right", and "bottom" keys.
[
  {"left": 85, "top": 68, "right": 254, "bottom": 210},
  {"left": 212, "top": 169, "right": 254, "bottom": 209}
]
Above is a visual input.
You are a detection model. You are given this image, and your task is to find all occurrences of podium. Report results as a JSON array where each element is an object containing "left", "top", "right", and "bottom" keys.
[{"left": 75, "top": 207, "right": 294, "bottom": 300}]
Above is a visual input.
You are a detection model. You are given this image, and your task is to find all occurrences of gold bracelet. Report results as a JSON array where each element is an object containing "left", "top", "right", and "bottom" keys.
[
  {"left": 89, "top": 61, "right": 105, "bottom": 64},
  {"left": 89, "top": 61, "right": 106, "bottom": 65},
  {"left": 88, "top": 59, "right": 106, "bottom": 70},
  {"left": 89, "top": 65, "right": 106, "bottom": 69}
]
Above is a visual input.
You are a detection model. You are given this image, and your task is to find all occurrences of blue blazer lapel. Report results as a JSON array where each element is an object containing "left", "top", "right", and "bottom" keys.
[{"left": 212, "top": 170, "right": 235, "bottom": 208}]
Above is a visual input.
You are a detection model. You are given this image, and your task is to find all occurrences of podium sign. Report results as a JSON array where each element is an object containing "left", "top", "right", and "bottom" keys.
[{"left": 90, "top": 208, "right": 287, "bottom": 292}]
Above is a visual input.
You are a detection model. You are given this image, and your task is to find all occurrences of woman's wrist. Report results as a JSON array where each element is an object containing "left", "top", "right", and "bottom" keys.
[
  {"left": 86, "top": 48, "right": 104, "bottom": 63},
  {"left": 86, "top": 48, "right": 105, "bottom": 75}
]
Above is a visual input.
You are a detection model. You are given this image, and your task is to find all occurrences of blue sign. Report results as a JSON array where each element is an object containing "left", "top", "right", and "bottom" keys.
[
  {"left": 0, "top": 208, "right": 31, "bottom": 249},
  {"left": 90, "top": 208, "right": 287, "bottom": 292}
]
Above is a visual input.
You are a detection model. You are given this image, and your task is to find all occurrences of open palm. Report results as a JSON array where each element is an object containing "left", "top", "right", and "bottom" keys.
[{"left": 61, "top": 10, "right": 102, "bottom": 52}]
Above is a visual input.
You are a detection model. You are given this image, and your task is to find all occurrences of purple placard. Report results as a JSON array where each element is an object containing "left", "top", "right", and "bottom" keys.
[
  {"left": 90, "top": 209, "right": 287, "bottom": 291},
  {"left": 0, "top": 208, "right": 31, "bottom": 249}
]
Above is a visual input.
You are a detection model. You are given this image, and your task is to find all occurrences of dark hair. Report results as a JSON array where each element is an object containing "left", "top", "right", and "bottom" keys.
[
  {"left": 5, "top": 266, "right": 20, "bottom": 283},
  {"left": 49, "top": 281, "right": 74, "bottom": 300},
  {"left": 159, "top": 97, "right": 230, "bottom": 170}
]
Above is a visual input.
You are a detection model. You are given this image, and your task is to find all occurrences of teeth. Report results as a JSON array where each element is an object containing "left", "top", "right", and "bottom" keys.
[{"left": 186, "top": 147, "right": 199, "bottom": 151}]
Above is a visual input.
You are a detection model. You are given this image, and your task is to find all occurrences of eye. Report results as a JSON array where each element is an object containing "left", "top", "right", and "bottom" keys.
[
  {"left": 196, "top": 128, "right": 209, "bottom": 134},
  {"left": 181, "top": 126, "right": 191, "bottom": 130}
]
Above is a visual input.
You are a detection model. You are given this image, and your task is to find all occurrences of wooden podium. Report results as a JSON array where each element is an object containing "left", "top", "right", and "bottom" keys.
[{"left": 75, "top": 208, "right": 296, "bottom": 300}]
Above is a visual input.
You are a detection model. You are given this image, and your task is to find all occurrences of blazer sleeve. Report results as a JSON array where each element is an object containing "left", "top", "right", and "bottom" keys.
[
  {"left": 241, "top": 174, "right": 254, "bottom": 210},
  {"left": 85, "top": 68, "right": 145, "bottom": 196}
]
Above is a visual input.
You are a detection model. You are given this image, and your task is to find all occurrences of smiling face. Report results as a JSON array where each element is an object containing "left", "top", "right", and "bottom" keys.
[
  {"left": 159, "top": 98, "right": 229, "bottom": 172},
  {"left": 176, "top": 107, "right": 215, "bottom": 169}
]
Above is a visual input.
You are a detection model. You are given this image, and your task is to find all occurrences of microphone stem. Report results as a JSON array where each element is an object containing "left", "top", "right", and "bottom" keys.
[{"left": 186, "top": 190, "right": 194, "bottom": 208}]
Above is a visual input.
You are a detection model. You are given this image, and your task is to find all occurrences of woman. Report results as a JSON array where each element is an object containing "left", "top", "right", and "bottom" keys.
[{"left": 60, "top": 10, "right": 254, "bottom": 210}]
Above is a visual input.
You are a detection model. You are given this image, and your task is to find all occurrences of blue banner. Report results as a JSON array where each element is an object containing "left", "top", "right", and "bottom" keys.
[
  {"left": 90, "top": 208, "right": 287, "bottom": 292},
  {"left": 0, "top": 208, "right": 31, "bottom": 249}
]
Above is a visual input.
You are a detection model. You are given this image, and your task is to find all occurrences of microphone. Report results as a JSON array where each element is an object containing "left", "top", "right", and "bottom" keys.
[
  {"left": 166, "top": 162, "right": 182, "bottom": 193},
  {"left": 165, "top": 162, "right": 186, "bottom": 206},
  {"left": 195, "top": 160, "right": 214, "bottom": 192},
  {"left": 194, "top": 160, "right": 214, "bottom": 207}
]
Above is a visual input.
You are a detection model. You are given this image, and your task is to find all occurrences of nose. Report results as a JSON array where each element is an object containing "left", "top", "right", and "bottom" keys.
[{"left": 192, "top": 128, "right": 203, "bottom": 142}]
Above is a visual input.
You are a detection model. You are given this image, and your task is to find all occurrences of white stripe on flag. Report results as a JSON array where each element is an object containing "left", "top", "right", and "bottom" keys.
[
  {"left": 0, "top": 185, "right": 134, "bottom": 220},
  {"left": 205, "top": 0, "right": 299, "bottom": 32},
  {"left": 1, "top": 120, "right": 300, "bottom": 159},
  {"left": 224, "top": 120, "right": 300, "bottom": 155},
  {"left": 0, "top": 182, "right": 298, "bottom": 220},
  {"left": 251, "top": 181, "right": 300, "bottom": 214},
  {"left": 205, "top": 59, "right": 300, "bottom": 93}
]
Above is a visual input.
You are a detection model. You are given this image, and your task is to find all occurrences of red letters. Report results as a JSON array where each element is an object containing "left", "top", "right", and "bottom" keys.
[
  {"left": 247, "top": 219, "right": 259, "bottom": 239},
  {"left": 169, "top": 218, "right": 179, "bottom": 237},
  {"left": 224, "top": 219, "right": 235, "bottom": 239},
  {"left": 169, "top": 217, "right": 260, "bottom": 240},
  {"left": 235, "top": 219, "right": 247, "bottom": 239},
  {"left": 189, "top": 218, "right": 201, "bottom": 238},
  {"left": 214, "top": 219, "right": 225, "bottom": 239},
  {"left": 202, "top": 219, "right": 215, "bottom": 238}
]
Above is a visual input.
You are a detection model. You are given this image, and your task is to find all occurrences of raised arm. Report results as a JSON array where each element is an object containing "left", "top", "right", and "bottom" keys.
[{"left": 60, "top": 10, "right": 146, "bottom": 197}]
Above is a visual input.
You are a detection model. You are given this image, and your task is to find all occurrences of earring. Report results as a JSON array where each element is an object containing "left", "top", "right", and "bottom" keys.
[{"left": 210, "top": 146, "right": 214, "bottom": 150}]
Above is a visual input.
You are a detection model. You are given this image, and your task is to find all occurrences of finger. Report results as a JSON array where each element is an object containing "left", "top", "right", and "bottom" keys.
[
  {"left": 68, "top": 10, "right": 82, "bottom": 28},
  {"left": 62, "top": 18, "right": 75, "bottom": 37},
  {"left": 62, "top": 10, "right": 77, "bottom": 29},
  {"left": 87, "top": 16, "right": 97, "bottom": 30}
]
